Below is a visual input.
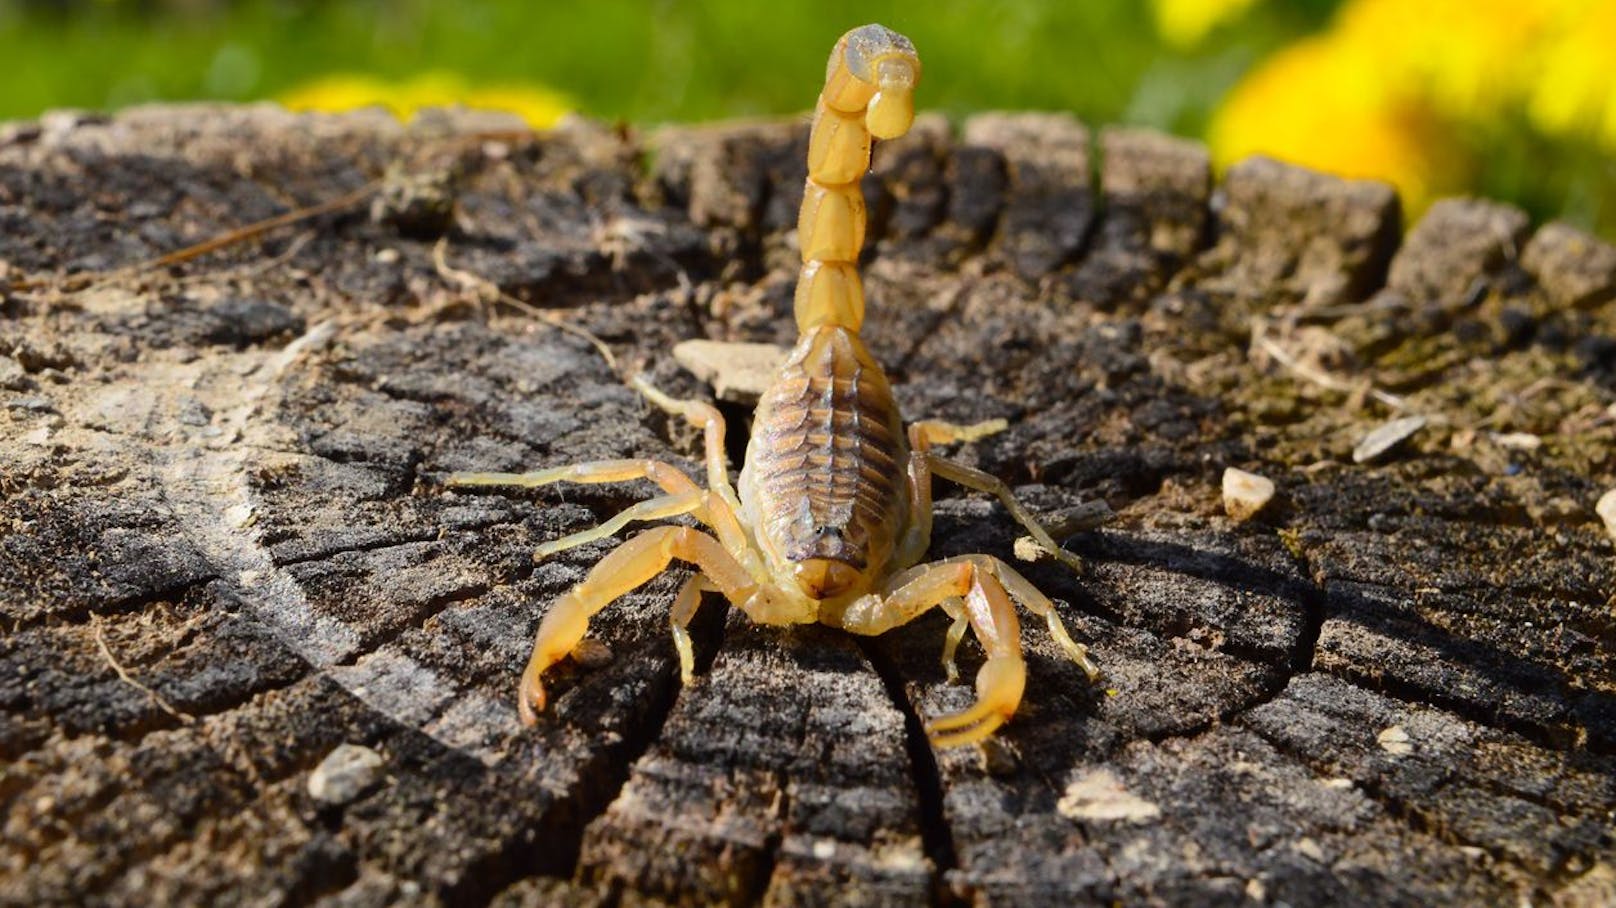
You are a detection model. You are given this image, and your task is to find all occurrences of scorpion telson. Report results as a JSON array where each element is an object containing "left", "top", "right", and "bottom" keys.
[{"left": 448, "top": 23, "right": 1100, "bottom": 747}]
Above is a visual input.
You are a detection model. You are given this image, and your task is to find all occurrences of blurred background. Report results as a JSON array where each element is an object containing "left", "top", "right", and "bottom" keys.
[{"left": 1, "top": 0, "right": 1612, "bottom": 237}]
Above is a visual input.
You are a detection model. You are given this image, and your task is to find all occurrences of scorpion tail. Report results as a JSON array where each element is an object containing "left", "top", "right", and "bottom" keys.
[{"left": 795, "top": 24, "right": 920, "bottom": 334}]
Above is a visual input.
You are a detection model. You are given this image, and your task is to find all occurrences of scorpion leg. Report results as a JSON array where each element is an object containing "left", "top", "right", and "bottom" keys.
[
  {"left": 621, "top": 377, "right": 761, "bottom": 562},
  {"left": 832, "top": 560, "right": 1020, "bottom": 746},
  {"left": 447, "top": 459, "right": 755, "bottom": 565},
  {"left": 629, "top": 375, "right": 743, "bottom": 515},
  {"left": 519, "top": 525, "right": 754, "bottom": 724},
  {"left": 955, "top": 554, "right": 1101, "bottom": 682},
  {"left": 939, "top": 596, "right": 969, "bottom": 683},
  {"left": 532, "top": 490, "right": 705, "bottom": 559},
  {"left": 896, "top": 417, "right": 1078, "bottom": 572},
  {"left": 669, "top": 573, "right": 715, "bottom": 685},
  {"left": 927, "top": 454, "right": 1086, "bottom": 574},
  {"left": 446, "top": 458, "right": 702, "bottom": 496},
  {"left": 910, "top": 418, "right": 1008, "bottom": 446}
]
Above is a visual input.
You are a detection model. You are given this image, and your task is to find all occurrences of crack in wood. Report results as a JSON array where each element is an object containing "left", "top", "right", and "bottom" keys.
[
  {"left": 1242, "top": 704, "right": 1531, "bottom": 879},
  {"left": 856, "top": 637, "right": 965, "bottom": 907}
]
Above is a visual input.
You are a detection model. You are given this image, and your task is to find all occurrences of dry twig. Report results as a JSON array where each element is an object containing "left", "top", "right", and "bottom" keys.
[
  {"left": 431, "top": 237, "right": 621, "bottom": 375},
  {"left": 1250, "top": 320, "right": 1407, "bottom": 412},
  {"left": 5, "top": 181, "right": 380, "bottom": 297},
  {"left": 90, "top": 613, "right": 196, "bottom": 725}
]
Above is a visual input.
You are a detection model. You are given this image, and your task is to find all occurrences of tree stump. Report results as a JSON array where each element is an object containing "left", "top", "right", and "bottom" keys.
[{"left": 2, "top": 105, "right": 1613, "bottom": 906}]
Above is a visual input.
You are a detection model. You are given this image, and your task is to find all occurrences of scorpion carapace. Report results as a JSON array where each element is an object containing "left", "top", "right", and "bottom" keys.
[{"left": 448, "top": 23, "right": 1100, "bottom": 747}]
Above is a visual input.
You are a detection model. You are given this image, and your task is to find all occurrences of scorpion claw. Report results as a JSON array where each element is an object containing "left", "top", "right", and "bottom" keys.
[
  {"left": 924, "top": 655, "right": 1025, "bottom": 747},
  {"left": 518, "top": 665, "right": 548, "bottom": 726}
]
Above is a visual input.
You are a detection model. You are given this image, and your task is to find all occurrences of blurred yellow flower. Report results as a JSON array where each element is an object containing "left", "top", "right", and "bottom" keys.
[
  {"left": 1150, "top": 0, "right": 1262, "bottom": 48},
  {"left": 1209, "top": 0, "right": 1616, "bottom": 217},
  {"left": 1527, "top": 2, "right": 1616, "bottom": 148},
  {"left": 279, "top": 72, "right": 572, "bottom": 129},
  {"left": 1209, "top": 36, "right": 1443, "bottom": 208},
  {"left": 1334, "top": 0, "right": 1556, "bottom": 122}
]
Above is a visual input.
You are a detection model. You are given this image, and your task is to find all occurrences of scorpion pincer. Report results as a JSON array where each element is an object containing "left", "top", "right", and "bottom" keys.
[{"left": 449, "top": 23, "right": 1100, "bottom": 747}]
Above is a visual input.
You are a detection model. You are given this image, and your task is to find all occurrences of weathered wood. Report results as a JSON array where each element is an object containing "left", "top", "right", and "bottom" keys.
[{"left": 2, "top": 104, "right": 1614, "bottom": 907}]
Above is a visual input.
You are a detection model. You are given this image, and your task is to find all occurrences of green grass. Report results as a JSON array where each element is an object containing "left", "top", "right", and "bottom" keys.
[
  {"left": 1, "top": 0, "right": 1610, "bottom": 236},
  {"left": 0, "top": 0, "right": 1320, "bottom": 132}
]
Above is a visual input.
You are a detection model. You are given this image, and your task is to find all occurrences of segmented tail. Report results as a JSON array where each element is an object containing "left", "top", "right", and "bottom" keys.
[{"left": 793, "top": 24, "right": 920, "bottom": 334}]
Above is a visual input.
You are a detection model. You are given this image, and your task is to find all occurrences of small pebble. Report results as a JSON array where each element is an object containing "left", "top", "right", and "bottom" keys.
[
  {"left": 1221, "top": 467, "right": 1276, "bottom": 522},
  {"left": 308, "top": 743, "right": 385, "bottom": 805},
  {"left": 1294, "top": 837, "right": 1327, "bottom": 863},
  {"left": 1012, "top": 536, "right": 1046, "bottom": 563},
  {"left": 1353, "top": 415, "right": 1427, "bottom": 464},
  {"left": 7, "top": 396, "right": 56, "bottom": 413},
  {"left": 0, "top": 356, "right": 29, "bottom": 391},
  {"left": 176, "top": 397, "right": 213, "bottom": 427},
  {"left": 1597, "top": 489, "right": 1616, "bottom": 542}
]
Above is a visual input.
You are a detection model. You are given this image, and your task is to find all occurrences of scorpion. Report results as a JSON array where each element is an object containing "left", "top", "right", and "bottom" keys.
[{"left": 449, "top": 23, "right": 1100, "bottom": 747}]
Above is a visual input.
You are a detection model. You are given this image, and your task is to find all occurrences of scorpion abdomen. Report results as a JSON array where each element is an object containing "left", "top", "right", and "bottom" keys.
[{"left": 742, "top": 325, "right": 908, "bottom": 595}]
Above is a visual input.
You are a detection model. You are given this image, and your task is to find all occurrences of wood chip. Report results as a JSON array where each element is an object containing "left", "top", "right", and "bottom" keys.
[
  {"left": 1013, "top": 536, "right": 1047, "bottom": 563},
  {"left": 1056, "top": 769, "right": 1162, "bottom": 823},
  {"left": 1221, "top": 467, "right": 1276, "bottom": 522},
  {"left": 672, "top": 339, "right": 788, "bottom": 404},
  {"left": 1489, "top": 432, "right": 1541, "bottom": 451},
  {"left": 1353, "top": 415, "right": 1427, "bottom": 464},
  {"left": 1376, "top": 724, "right": 1413, "bottom": 756}
]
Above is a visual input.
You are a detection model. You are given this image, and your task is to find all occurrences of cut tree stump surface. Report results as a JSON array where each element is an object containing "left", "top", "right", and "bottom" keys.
[{"left": 1, "top": 105, "right": 1614, "bottom": 906}]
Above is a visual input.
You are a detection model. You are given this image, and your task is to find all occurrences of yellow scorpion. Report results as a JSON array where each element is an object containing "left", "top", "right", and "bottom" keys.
[{"left": 449, "top": 23, "right": 1099, "bottom": 747}]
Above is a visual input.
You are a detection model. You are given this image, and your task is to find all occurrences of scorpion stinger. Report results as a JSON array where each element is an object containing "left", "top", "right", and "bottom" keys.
[{"left": 447, "top": 23, "right": 1099, "bottom": 747}]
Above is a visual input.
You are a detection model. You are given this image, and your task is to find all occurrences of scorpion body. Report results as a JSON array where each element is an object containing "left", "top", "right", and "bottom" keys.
[
  {"left": 747, "top": 24, "right": 916, "bottom": 602},
  {"left": 450, "top": 24, "right": 1099, "bottom": 747},
  {"left": 744, "top": 325, "right": 906, "bottom": 601}
]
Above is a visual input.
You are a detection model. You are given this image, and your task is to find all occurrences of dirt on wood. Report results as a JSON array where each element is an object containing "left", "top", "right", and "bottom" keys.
[{"left": 1, "top": 104, "right": 1613, "bottom": 906}]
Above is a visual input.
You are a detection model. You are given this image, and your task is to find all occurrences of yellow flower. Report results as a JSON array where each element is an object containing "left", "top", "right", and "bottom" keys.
[
  {"left": 1150, "top": 0, "right": 1263, "bottom": 49},
  {"left": 278, "top": 71, "right": 572, "bottom": 129},
  {"left": 1527, "top": 2, "right": 1616, "bottom": 148},
  {"left": 1208, "top": 35, "right": 1445, "bottom": 210},
  {"left": 1208, "top": 0, "right": 1616, "bottom": 219}
]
